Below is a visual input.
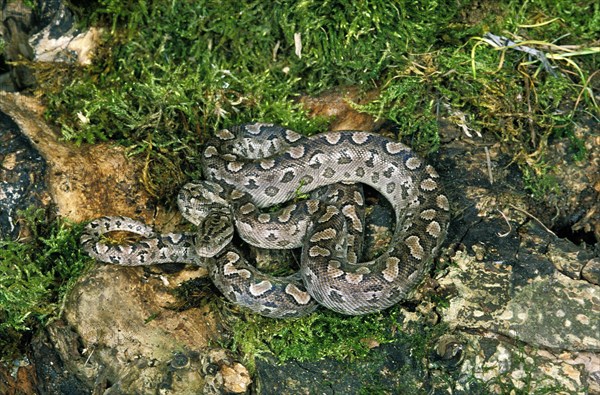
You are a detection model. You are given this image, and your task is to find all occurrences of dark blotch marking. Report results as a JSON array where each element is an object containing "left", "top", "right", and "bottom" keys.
[
  {"left": 281, "top": 170, "right": 295, "bottom": 183},
  {"left": 245, "top": 178, "right": 260, "bottom": 190},
  {"left": 265, "top": 186, "right": 280, "bottom": 197},
  {"left": 337, "top": 154, "right": 352, "bottom": 165},
  {"left": 327, "top": 290, "right": 346, "bottom": 304},
  {"left": 323, "top": 168, "right": 336, "bottom": 178},
  {"left": 383, "top": 166, "right": 394, "bottom": 178},
  {"left": 301, "top": 174, "right": 314, "bottom": 184},
  {"left": 365, "top": 149, "right": 377, "bottom": 168}
]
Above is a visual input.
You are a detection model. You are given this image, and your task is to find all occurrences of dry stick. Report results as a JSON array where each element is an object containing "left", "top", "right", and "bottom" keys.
[
  {"left": 272, "top": 40, "right": 281, "bottom": 61},
  {"left": 496, "top": 209, "right": 512, "bottom": 237},
  {"left": 526, "top": 75, "right": 536, "bottom": 147},
  {"left": 84, "top": 346, "right": 95, "bottom": 366},
  {"left": 484, "top": 146, "right": 494, "bottom": 185},
  {"left": 518, "top": 67, "right": 537, "bottom": 147},
  {"left": 508, "top": 203, "right": 557, "bottom": 237}
]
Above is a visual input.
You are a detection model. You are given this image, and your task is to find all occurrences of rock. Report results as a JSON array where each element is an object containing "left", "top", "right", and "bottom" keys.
[
  {"left": 255, "top": 341, "right": 426, "bottom": 394},
  {"left": 431, "top": 334, "right": 465, "bottom": 370},
  {"left": 29, "top": 3, "right": 101, "bottom": 65},
  {"left": 0, "top": 92, "right": 160, "bottom": 224},
  {"left": 300, "top": 87, "right": 383, "bottom": 132},
  {"left": 432, "top": 130, "right": 600, "bottom": 392},
  {"left": 1, "top": 1, "right": 101, "bottom": 91},
  {"left": 221, "top": 362, "right": 252, "bottom": 393},
  {"left": 547, "top": 237, "right": 595, "bottom": 280},
  {"left": 200, "top": 349, "right": 252, "bottom": 394},
  {"left": 31, "top": 322, "right": 94, "bottom": 395},
  {"left": 439, "top": 234, "right": 600, "bottom": 352},
  {"left": 582, "top": 258, "right": 600, "bottom": 285},
  {"left": 441, "top": 335, "right": 598, "bottom": 394},
  {"left": 43, "top": 263, "right": 242, "bottom": 394},
  {"left": 0, "top": 1, "right": 36, "bottom": 90},
  {"left": 0, "top": 356, "right": 37, "bottom": 395},
  {"left": 0, "top": 109, "right": 49, "bottom": 238},
  {"left": 544, "top": 126, "right": 600, "bottom": 244},
  {"left": 495, "top": 270, "right": 599, "bottom": 350}
]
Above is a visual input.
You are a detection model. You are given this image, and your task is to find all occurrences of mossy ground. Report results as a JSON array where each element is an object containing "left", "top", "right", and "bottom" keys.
[
  {"left": 1, "top": 0, "right": 598, "bottom": 392},
  {"left": 38, "top": 0, "right": 598, "bottom": 200},
  {"left": 0, "top": 209, "right": 91, "bottom": 358}
]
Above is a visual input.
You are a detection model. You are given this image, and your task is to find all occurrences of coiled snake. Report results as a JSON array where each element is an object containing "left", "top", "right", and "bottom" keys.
[{"left": 81, "top": 123, "right": 449, "bottom": 318}]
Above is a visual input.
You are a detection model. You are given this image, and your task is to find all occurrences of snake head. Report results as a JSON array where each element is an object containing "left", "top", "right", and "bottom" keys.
[
  {"left": 194, "top": 207, "right": 234, "bottom": 257},
  {"left": 178, "top": 180, "right": 229, "bottom": 225}
]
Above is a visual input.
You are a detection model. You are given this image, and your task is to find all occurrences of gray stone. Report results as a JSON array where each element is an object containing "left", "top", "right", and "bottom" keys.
[
  {"left": 0, "top": 110, "right": 48, "bottom": 238},
  {"left": 582, "top": 258, "right": 600, "bottom": 285}
]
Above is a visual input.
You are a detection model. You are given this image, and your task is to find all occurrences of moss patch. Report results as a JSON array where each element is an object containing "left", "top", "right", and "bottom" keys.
[
  {"left": 0, "top": 208, "right": 91, "bottom": 359},
  {"left": 224, "top": 305, "right": 441, "bottom": 373},
  {"left": 34, "top": 0, "right": 598, "bottom": 201}
]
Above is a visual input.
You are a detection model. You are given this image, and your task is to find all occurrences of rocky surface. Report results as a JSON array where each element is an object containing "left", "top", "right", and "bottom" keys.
[
  {"left": 1, "top": 0, "right": 101, "bottom": 91},
  {"left": 36, "top": 264, "right": 249, "bottom": 395},
  {"left": 29, "top": 2, "right": 101, "bottom": 65},
  {"left": 0, "top": 93, "right": 162, "bottom": 225},
  {"left": 0, "top": 92, "right": 252, "bottom": 394},
  {"left": 0, "top": 108, "right": 49, "bottom": 238},
  {"left": 0, "top": 86, "right": 598, "bottom": 394}
]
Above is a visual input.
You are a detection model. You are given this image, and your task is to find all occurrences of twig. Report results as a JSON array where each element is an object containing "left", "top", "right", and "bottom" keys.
[
  {"left": 496, "top": 209, "right": 512, "bottom": 237},
  {"left": 294, "top": 33, "right": 302, "bottom": 59},
  {"left": 484, "top": 146, "right": 493, "bottom": 185},
  {"left": 508, "top": 203, "right": 557, "bottom": 237},
  {"left": 517, "top": 18, "right": 561, "bottom": 28},
  {"left": 84, "top": 346, "right": 95, "bottom": 366},
  {"left": 272, "top": 40, "right": 281, "bottom": 61}
]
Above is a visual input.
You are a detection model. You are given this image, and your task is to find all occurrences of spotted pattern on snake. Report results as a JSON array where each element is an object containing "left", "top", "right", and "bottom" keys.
[{"left": 81, "top": 123, "right": 450, "bottom": 318}]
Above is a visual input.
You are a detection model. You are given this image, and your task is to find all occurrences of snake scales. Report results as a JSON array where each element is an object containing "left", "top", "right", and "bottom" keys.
[{"left": 81, "top": 123, "right": 450, "bottom": 318}]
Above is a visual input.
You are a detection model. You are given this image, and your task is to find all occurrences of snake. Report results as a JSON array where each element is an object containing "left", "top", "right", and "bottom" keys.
[{"left": 81, "top": 123, "right": 450, "bottom": 318}]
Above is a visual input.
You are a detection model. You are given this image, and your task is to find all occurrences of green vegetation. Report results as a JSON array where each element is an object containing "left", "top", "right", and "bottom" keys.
[
  {"left": 227, "top": 307, "right": 402, "bottom": 371},
  {"left": 36, "top": 0, "right": 598, "bottom": 200},
  {"left": 0, "top": 209, "right": 91, "bottom": 359}
]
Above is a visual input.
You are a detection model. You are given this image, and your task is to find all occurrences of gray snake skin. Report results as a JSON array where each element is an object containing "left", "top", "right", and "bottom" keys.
[{"left": 81, "top": 123, "right": 450, "bottom": 318}]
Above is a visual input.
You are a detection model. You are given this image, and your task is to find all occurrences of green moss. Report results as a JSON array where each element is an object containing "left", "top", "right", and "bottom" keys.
[
  {"left": 353, "top": 77, "right": 442, "bottom": 154},
  {"left": 39, "top": 0, "right": 464, "bottom": 196},
  {"left": 36, "top": 0, "right": 598, "bottom": 199},
  {"left": 227, "top": 307, "right": 403, "bottom": 371},
  {"left": 0, "top": 208, "right": 92, "bottom": 359},
  {"left": 506, "top": 0, "right": 599, "bottom": 41}
]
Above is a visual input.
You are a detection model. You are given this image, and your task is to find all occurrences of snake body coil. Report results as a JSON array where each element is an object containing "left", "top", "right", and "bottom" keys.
[{"left": 82, "top": 123, "right": 449, "bottom": 318}]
